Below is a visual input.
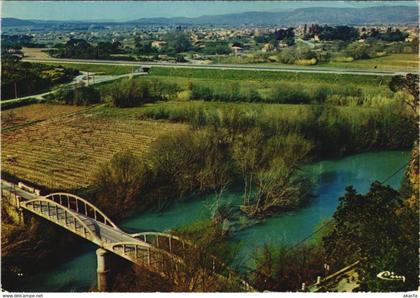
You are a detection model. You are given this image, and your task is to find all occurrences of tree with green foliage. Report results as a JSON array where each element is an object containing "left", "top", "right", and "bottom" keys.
[
  {"left": 110, "top": 79, "right": 151, "bottom": 107},
  {"left": 389, "top": 74, "right": 419, "bottom": 116},
  {"left": 344, "top": 42, "right": 370, "bottom": 60},
  {"left": 319, "top": 26, "right": 359, "bottom": 41},
  {"left": 50, "top": 38, "right": 123, "bottom": 59},
  {"left": 1, "top": 56, "right": 79, "bottom": 100},
  {"left": 52, "top": 85, "right": 101, "bottom": 105},
  {"left": 164, "top": 31, "right": 192, "bottom": 54},
  {"left": 323, "top": 183, "right": 418, "bottom": 291},
  {"left": 135, "top": 38, "right": 156, "bottom": 55}
]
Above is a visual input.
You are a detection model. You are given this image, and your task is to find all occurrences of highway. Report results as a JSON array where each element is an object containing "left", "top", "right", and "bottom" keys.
[{"left": 23, "top": 57, "right": 417, "bottom": 76}]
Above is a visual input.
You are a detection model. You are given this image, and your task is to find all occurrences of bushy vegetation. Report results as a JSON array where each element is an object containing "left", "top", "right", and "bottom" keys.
[
  {"left": 49, "top": 38, "right": 123, "bottom": 59},
  {"left": 139, "top": 101, "right": 416, "bottom": 157},
  {"left": 103, "top": 78, "right": 180, "bottom": 107},
  {"left": 1, "top": 34, "right": 45, "bottom": 48},
  {"left": 255, "top": 27, "right": 295, "bottom": 46},
  {"left": 201, "top": 41, "right": 232, "bottom": 55},
  {"left": 92, "top": 125, "right": 313, "bottom": 219},
  {"left": 42, "top": 62, "right": 133, "bottom": 75},
  {"left": 92, "top": 88, "right": 416, "bottom": 219},
  {"left": 323, "top": 182, "right": 418, "bottom": 291},
  {"left": 148, "top": 67, "right": 389, "bottom": 88},
  {"left": 111, "top": 69, "right": 395, "bottom": 107},
  {"left": 1, "top": 57, "right": 79, "bottom": 100},
  {"left": 49, "top": 85, "right": 101, "bottom": 105},
  {"left": 190, "top": 82, "right": 261, "bottom": 102},
  {"left": 277, "top": 43, "right": 318, "bottom": 65},
  {"left": 93, "top": 151, "right": 148, "bottom": 218},
  {"left": 305, "top": 25, "right": 359, "bottom": 41}
]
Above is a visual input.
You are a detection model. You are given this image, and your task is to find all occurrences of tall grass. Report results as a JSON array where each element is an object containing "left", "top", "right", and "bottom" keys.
[
  {"left": 139, "top": 101, "right": 415, "bottom": 157},
  {"left": 149, "top": 67, "right": 390, "bottom": 88}
]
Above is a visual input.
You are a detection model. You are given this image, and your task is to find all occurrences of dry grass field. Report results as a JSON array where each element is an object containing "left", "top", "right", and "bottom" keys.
[
  {"left": 22, "top": 47, "right": 52, "bottom": 59},
  {"left": 2, "top": 104, "right": 186, "bottom": 190}
]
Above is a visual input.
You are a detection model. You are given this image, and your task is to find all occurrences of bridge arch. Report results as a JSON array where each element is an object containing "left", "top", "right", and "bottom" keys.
[
  {"left": 21, "top": 198, "right": 102, "bottom": 245},
  {"left": 45, "top": 193, "right": 121, "bottom": 231}
]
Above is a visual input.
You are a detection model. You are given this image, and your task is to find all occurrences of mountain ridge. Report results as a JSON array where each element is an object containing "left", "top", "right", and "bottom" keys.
[{"left": 2, "top": 6, "right": 418, "bottom": 27}]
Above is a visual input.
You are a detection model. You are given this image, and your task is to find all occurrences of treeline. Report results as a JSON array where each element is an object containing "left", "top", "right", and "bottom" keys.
[
  {"left": 91, "top": 101, "right": 416, "bottom": 217},
  {"left": 1, "top": 57, "right": 79, "bottom": 100},
  {"left": 303, "top": 25, "right": 409, "bottom": 42},
  {"left": 277, "top": 39, "right": 418, "bottom": 66},
  {"left": 1, "top": 34, "right": 45, "bottom": 48},
  {"left": 49, "top": 38, "right": 123, "bottom": 59},
  {"left": 365, "top": 27, "right": 409, "bottom": 42},
  {"left": 255, "top": 28, "right": 295, "bottom": 46},
  {"left": 48, "top": 78, "right": 180, "bottom": 107},
  {"left": 305, "top": 25, "right": 359, "bottom": 41},
  {"left": 92, "top": 126, "right": 313, "bottom": 219},
  {"left": 100, "top": 78, "right": 180, "bottom": 107},
  {"left": 139, "top": 102, "right": 416, "bottom": 157},
  {"left": 47, "top": 86, "right": 101, "bottom": 105}
]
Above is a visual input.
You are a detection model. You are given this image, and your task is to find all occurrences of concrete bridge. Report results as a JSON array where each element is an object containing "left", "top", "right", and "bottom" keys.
[{"left": 1, "top": 180, "right": 254, "bottom": 292}]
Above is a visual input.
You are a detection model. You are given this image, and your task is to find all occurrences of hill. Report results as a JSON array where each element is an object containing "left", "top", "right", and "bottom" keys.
[
  {"left": 2, "top": 6, "right": 418, "bottom": 27},
  {"left": 131, "top": 6, "right": 418, "bottom": 26}
]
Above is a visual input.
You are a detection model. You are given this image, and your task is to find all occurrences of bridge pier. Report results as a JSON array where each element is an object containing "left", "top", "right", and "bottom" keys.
[
  {"left": 96, "top": 248, "right": 110, "bottom": 292},
  {"left": 16, "top": 195, "right": 26, "bottom": 224}
]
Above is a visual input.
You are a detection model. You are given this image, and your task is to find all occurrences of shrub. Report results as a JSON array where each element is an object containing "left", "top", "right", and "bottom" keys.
[
  {"left": 294, "top": 58, "right": 317, "bottom": 65},
  {"left": 269, "top": 84, "right": 311, "bottom": 104},
  {"left": 51, "top": 85, "right": 101, "bottom": 105},
  {"left": 93, "top": 151, "right": 148, "bottom": 218},
  {"left": 110, "top": 79, "right": 151, "bottom": 107}
]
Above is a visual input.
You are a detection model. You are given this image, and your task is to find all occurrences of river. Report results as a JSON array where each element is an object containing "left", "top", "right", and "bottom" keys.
[{"left": 16, "top": 150, "right": 410, "bottom": 292}]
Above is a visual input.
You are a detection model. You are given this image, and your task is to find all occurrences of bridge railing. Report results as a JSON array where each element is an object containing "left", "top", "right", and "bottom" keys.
[
  {"left": 109, "top": 241, "right": 182, "bottom": 276},
  {"left": 45, "top": 193, "right": 121, "bottom": 231},
  {"left": 21, "top": 198, "right": 102, "bottom": 245},
  {"left": 131, "top": 231, "right": 255, "bottom": 291},
  {"left": 17, "top": 182, "right": 41, "bottom": 196}
]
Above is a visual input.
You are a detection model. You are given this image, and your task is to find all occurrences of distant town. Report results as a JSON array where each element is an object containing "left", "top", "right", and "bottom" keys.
[{"left": 3, "top": 21, "right": 419, "bottom": 66}]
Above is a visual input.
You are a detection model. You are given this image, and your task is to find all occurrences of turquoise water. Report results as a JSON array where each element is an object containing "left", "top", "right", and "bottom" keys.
[{"left": 17, "top": 150, "right": 410, "bottom": 292}]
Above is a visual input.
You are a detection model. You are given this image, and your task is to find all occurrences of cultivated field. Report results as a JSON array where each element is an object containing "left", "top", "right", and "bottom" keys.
[
  {"left": 22, "top": 47, "right": 51, "bottom": 59},
  {"left": 1, "top": 104, "right": 186, "bottom": 190},
  {"left": 2, "top": 104, "right": 83, "bottom": 129}
]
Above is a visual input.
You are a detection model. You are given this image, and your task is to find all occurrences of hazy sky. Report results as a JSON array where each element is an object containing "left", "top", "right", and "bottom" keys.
[{"left": 1, "top": 1, "right": 418, "bottom": 21}]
